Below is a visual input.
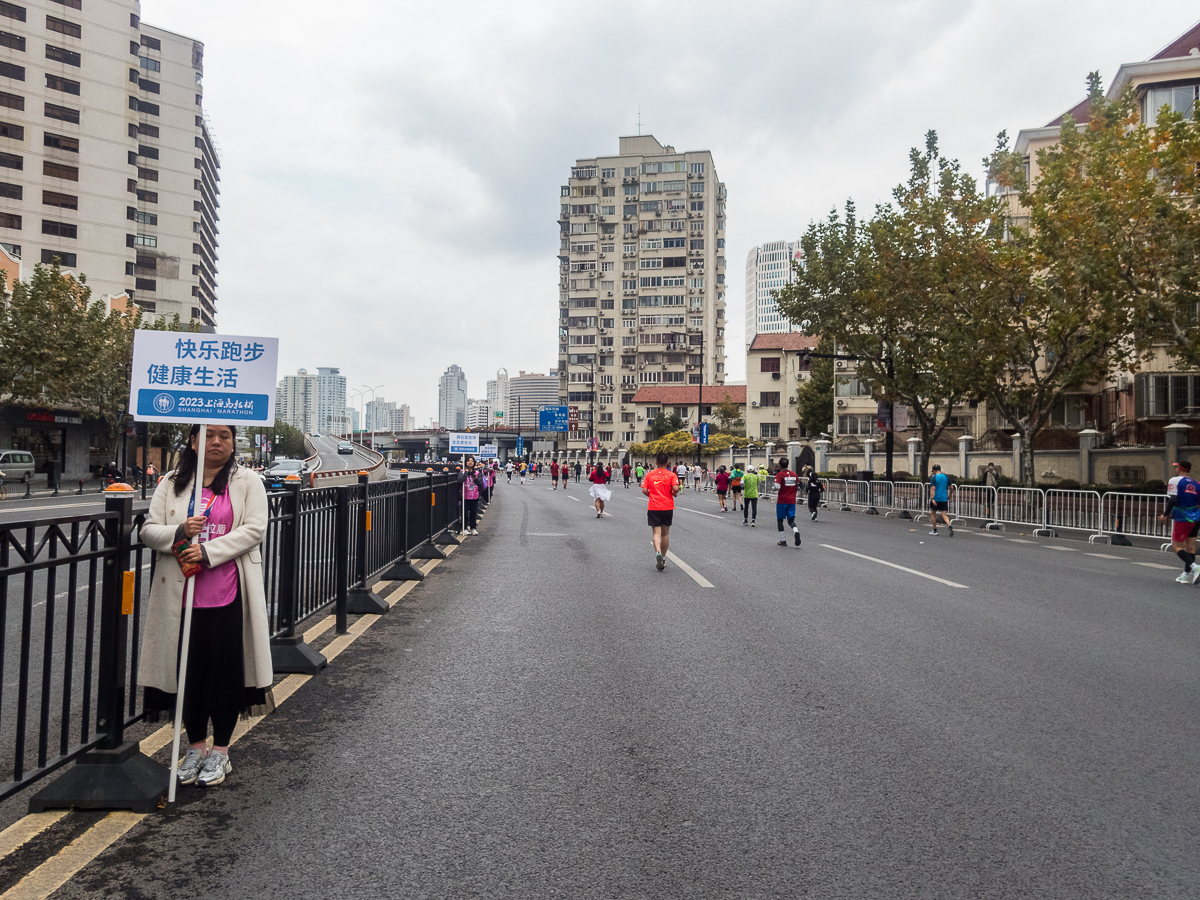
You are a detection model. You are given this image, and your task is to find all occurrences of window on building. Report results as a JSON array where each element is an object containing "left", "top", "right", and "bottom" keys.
[
  {"left": 41, "top": 219, "right": 75, "bottom": 238},
  {"left": 0, "top": 2, "right": 24, "bottom": 22},
  {"left": 135, "top": 277, "right": 155, "bottom": 291},
  {"left": 760, "top": 423, "right": 779, "bottom": 438},
  {"left": 0, "top": 120, "right": 20, "bottom": 140},
  {"left": 43, "top": 132, "right": 77, "bottom": 152},
  {"left": 40, "top": 248, "right": 75, "bottom": 265},
  {"left": 0, "top": 211, "right": 20, "bottom": 228},
  {"left": 1143, "top": 83, "right": 1200, "bottom": 126},
  {"left": 51, "top": 0, "right": 82, "bottom": 8},
  {"left": 132, "top": 233, "right": 156, "bottom": 247},
  {"left": 139, "top": 35, "right": 160, "bottom": 51},
  {"left": 42, "top": 189, "right": 75, "bottom": 208},
  {"left": 0, "top": 60, "right": 23, "bottom": 80},
  {"left": 44, "top": 73, "right": 79, "bottom": 94},
  {"left": 137, "top": 122, "right": 159, "bottom": 137},
  {"left": 138, "top": 56, "right": 160, "bottom": 72},
  {"left": 0, "top": 30, "right": 23, "bottom": 50},
  {"left": 45, "top": 44, "right": 79, "bottom": 66},
  {"left": 690, "top": 182, "right": 704, "bottom": 194},
  {"left": 0, "top": 91, "right": 19, "bottom": 112},
  {"left": 0, "top": 181, "right": 18, "bottom": 199},
  {"left": 0, "top": 150, "right": 19, "bottom": 169},
  {"left": 43, "top": 101, "right": 77, "bottom": 122},
  {"left": 45, "top": 15, "right": 80, "bottom": 38},
  {"left": 136, "top": 188, "right": 157, "bottom": 203},
  {"left": 137, "top": 143, "right": 158, "bottom": 159},
  {"left": 137, "top": 166, "right": 157, "bottom": 181},
  {"left": 760, "top": 358, "right": 780, "bottom": 373},
  {"left": 759, "top": 392, "right": 780, "bottom": 407}
]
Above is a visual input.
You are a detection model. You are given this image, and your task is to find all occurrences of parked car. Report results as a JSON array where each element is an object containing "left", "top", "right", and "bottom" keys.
[
  {"left": 337, "top": 441, "right": 354, "bottom": 455},
  {"left": 0, "top": 450, "right": 36, "bottom": 483}
]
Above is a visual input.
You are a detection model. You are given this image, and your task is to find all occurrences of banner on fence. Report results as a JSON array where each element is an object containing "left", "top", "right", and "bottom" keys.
[
  {"left": 448, "top": 432, "right": 479, "bottom": 454},
  {"left": 129, "top": 330, "right": 279, "bottom": 425}
]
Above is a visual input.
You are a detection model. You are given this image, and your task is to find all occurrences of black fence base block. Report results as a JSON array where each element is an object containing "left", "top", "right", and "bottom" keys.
[
  {"left": 29, "top": 742, "right": 168, "bottom": 814},
  {"left": 409, "top": 542, "right": 447, "bottom": 560},
  {"left": 346, "top": 589, "right": 389, "bottom": 615},
  {"left": 270, "top": 636, "right": 327, "bottom": 675},
  {"left": 381, "top": 561, "right": 425, "bottom": 581},
  {"left": 433, "top": 531, "right": 461, "bottom": 546},
  {"left": 1109, "top": 533, "right": 1133, "bottom": 546},
  {"left": 863, "top": 507, "right": 879, "bottom": 516},
  {"left": 896, "top": 510, "right": 913, "bottom": 520}
]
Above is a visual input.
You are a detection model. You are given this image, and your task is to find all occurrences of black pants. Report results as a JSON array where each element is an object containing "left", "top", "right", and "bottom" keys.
[
  {"left": 808, "top": 492, "right": 821, "bottom": 512},
  {"left": 465, "top": 497, "right": 479, "bottom": 529},
  {"left": 743, "top": 497, "right": 757, "bottom": 521}
]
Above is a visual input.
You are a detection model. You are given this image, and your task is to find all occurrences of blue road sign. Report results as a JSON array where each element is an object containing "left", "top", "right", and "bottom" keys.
[
  {"left": 538, "top": 406, "right": 569, "bottom": 431},
  {"left": 516, "top": 436, "right": 524, "bottom": 457}
]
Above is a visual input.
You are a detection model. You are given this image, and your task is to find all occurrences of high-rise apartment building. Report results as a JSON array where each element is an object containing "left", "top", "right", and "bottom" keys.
[
  {"left": 438, "top": 364, "right": 467, "bottom": 431},
  {"left": 314, "top": 367, "right": 346, "bottom": 435},
  {"left": 364, "top": 397, "right": 395, "bottom": 433},
  {"left": 558, "top": 135, "right": 726, "bottom": 451},
  {"left": 508, "top": 370, "right": 559, "bottom": 430},
  {"left": 389, "top": 403, "right": 410, "bottom": 432},
  {"left": 276, "top": 368, "right": 316, "bottom": 433},
  {"left": 745, "top": 240, "right": 802, "bottom": 349},
  {"left": 486, "top": 370, "right": 508, "bottom": 426},
  {"left": 0, "top": 1, "right": 219, "bottom": 324}
]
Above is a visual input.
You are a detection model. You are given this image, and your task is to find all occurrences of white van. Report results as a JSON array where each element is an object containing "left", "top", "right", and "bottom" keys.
[{"left": 0, "top": 450, "right": 36, "bottom": 482}]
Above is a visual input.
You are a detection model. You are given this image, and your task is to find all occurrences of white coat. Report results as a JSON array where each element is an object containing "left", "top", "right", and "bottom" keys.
[{"left": 137, "top": 464, "right": 273, "bottom": 694}]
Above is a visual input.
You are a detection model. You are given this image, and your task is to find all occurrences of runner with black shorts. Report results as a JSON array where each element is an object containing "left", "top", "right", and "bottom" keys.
[{"left": 643, "top": 452, "right": 681, "bottom": 571}]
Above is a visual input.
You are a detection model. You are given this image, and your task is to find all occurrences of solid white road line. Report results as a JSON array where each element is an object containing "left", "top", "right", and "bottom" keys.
[
  {"left": 1044, "top": 546, "right": 1079, "bottom": 552},
  {"left": 567, "top": 496, "right": 580, "bottom": 502},
  {"left": 665, "top": 552, "right": 714, "bottom": 588},
  {"left": 1084, "top": 553, "right": 1126, "bottom": 559},
  {"left": 820, "top": 544, "right": 969, "bottom": 589}
]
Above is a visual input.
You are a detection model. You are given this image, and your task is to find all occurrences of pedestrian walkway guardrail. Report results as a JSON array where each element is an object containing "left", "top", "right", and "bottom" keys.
[
  {"left": 1100, "top": 492, "right": 1173, "bottom": 548},
  {"left": 0, "top": 469, "right": 469, "bottom": 812}
]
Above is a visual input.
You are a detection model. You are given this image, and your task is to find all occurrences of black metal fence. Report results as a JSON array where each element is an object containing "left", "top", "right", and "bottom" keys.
[{"left": 0, "top": 470, "right": 468, "bottom": 811}]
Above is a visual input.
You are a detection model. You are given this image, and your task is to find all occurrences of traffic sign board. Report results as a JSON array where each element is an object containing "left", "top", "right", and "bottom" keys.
[
  {"left": 479, "top": 443, "right": 498, "bottom": 460},
  {"left": 538, "top": 406, "right": 569, "bottom": 431}
]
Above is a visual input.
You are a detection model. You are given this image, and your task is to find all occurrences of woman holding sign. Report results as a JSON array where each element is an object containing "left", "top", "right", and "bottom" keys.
[{"left": 139, "top": 424, "right": 273, "bottom": 788}]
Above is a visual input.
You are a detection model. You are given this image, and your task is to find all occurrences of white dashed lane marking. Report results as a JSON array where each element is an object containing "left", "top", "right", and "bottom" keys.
[{"left": 820, "top": 544, "right": 969, "bottom": 589}]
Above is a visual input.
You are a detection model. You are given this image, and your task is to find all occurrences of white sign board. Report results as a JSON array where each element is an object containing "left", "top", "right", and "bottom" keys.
[
  {"left": 479, "top": 443, "right": 498, "bottom": 460},
  {"left": 129, "top": 330, "right": 279, "bottom": 426},
  {"left": 448, "top": 432, "right": 480, "bottom": 454}
]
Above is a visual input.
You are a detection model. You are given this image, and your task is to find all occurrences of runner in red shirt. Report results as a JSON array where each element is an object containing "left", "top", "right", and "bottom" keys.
[
  {"left": 550, "top": 459, "right": 560, "bottom": 490},
  {"left": 773, "top": 456, "right": 802, "bottom": 547},
  {"left": 642, "top": 452, "right": 681, "bottom": 571},
  {"left": 622, "top": 461, "right": 632, "bottom": 489}
]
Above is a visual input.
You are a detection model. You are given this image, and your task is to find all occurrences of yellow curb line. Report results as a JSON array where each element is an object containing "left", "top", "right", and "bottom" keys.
[
  {"left": 1, "top": 812, "right": 143, "bottom": 900},
  {"left": 0, "top": 812, "right": 67, "bottom": 865}
]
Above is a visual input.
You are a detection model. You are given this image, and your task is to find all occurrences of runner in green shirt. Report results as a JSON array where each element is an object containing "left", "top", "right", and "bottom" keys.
[
  {"left": 741, "top": 468, "right": 759, "bottom": 526},
  {"left": 635, "top": 463, "right": 645, "bottom": 486}
]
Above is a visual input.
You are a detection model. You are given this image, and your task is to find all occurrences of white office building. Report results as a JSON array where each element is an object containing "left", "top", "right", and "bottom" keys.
[
  {"left": 438, "top": 364, "right": 467, "bottom": 431},
  {"left": 744, "top": 240, "right": 802, "bottom": 349},
  {"left": 509, "top": 370, "right": 559, "bottom": 430},
  {"left": 314, "top": 367, "right": 346, "bottom": 435},
  {"left": 466, "top": 398, "right": 490, "bottom": 430},
  {"left": 0, "top": 2, "right": 219, "bottom": 324},
  {"left": 559, "top": 134, "right": 727, "bottom": 451},
  {"left": 276, "top": 369, "right": 316, "bottom": 433},
  {"left": 486, "top": 370, "right": 509, "bottom": 426}
]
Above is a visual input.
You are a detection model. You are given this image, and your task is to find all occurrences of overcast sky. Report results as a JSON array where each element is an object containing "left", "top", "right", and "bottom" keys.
[{"left": 146, "top": 0, "right": 1199, "bottom": 426}]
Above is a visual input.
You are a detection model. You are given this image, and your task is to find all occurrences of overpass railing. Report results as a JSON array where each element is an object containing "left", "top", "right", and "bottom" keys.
[{"left": 0, "top": 469, "right": 465, "bottom": 812}]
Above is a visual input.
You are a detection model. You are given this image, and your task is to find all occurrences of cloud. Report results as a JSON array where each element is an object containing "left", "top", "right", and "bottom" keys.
[{"left": 143, "top": 0, "right": 1200, "bottom": 421}]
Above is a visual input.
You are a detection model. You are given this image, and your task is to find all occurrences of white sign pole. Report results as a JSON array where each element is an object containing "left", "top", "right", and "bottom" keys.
[{"left": 167, "top": 423, "right": 206, "bottom": 803}]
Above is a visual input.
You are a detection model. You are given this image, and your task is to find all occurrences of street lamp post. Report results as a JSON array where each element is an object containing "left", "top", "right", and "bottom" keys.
[
  {"left": 361, "top": 384, "right": 384, "bottom": 452},
  {"left": 348, "top": 389, "right": 363, "bottom": 444}
]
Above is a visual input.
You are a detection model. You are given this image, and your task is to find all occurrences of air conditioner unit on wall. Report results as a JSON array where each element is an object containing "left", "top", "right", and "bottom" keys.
[
  {"left": 751, "top": 401, "right": 758, "bottom": 408},
  {"left": 836, "top": 399, "right": 846, "bottom": 407},
  {"left": 836, "top": 360, "right": 845, "bottom": 368}
]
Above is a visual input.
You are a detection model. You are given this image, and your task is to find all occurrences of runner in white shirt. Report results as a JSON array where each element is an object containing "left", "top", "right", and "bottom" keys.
[
  {"left": 675, "top": 462, "right": 688, "bottom": 485},
  {"left": 692, "top": 464, "right": 702, "bottom": 491}
]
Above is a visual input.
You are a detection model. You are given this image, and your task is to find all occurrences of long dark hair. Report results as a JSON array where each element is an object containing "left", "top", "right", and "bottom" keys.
[{"left": 173, "top": 424, "right": 238, "bottom": 496}]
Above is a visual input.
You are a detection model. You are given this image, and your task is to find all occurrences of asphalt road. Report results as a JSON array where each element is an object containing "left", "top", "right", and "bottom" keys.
[
  {"left": 307, "top": 434, "right": 378, "bottom": 474},
  {"left": 38, "top": 476, "right": 1200, "bottom": 897}
]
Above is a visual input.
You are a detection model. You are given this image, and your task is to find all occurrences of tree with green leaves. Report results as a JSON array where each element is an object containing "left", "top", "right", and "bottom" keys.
[
  {"left": 984, "top": 74, "right": 1158, "bottom": 482},
  {"left": 650, "top": 411, "right": 684, "bottom": 439},
  {"left": 711, "top": 396, "right": 744, "bottom": 434},
  {"left": 776, "top": 133, "right": 1001, "bottom": 481},
  {"left": 796, "top": 336, "right": 834, "bottom": 437},
  {"left": 272, "top": 420, "right": 307, "bottom": 458}
]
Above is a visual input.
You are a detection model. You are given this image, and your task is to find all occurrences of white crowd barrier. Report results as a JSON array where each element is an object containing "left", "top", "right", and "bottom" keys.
[{"left": 804, "top": 477, "right": 1180, "bottom": 548}]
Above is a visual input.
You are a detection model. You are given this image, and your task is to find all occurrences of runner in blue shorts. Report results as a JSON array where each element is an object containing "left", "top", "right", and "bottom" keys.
[{"left": 773, "top": 457, "right": 801, "bottom": 547}]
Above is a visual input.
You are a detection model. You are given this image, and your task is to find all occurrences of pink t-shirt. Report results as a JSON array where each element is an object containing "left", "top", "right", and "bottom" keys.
[{"left": 191, "top": 488, "right": 238, "bottom": 608}]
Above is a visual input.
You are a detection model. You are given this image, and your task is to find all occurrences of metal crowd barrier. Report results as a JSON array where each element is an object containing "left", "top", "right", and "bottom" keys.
[
  {"left": 0, "top": 469, "right": 465, "bottom": 812},
  {"left": 1101, "top": 492, "right": 1172, "bottom": 548},
  {"left": 1045, "top": 489, "right": 1106, "bottom": 543},
  {"left": 950, "top": 485, "right": 996, "bottom": 525}
]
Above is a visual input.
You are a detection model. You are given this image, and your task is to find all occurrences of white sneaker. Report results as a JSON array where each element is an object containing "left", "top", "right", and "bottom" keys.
[
  {"left": 1190, "top": 564, "right": 1200, "bottom": 585},
  {"left": 1176, "top": 572, "right": 1191, "bottom": 584},
  {"left": 196, "top": 749, "right": 231, "bottom": 787},
  {"left": 177, "top": 746, "right": 207, "bottom": 785}
]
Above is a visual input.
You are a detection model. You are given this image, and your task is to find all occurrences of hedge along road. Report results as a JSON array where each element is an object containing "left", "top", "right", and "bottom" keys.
[{"left": 27, "top": 478, "right": 1200, "bottom": 898}]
